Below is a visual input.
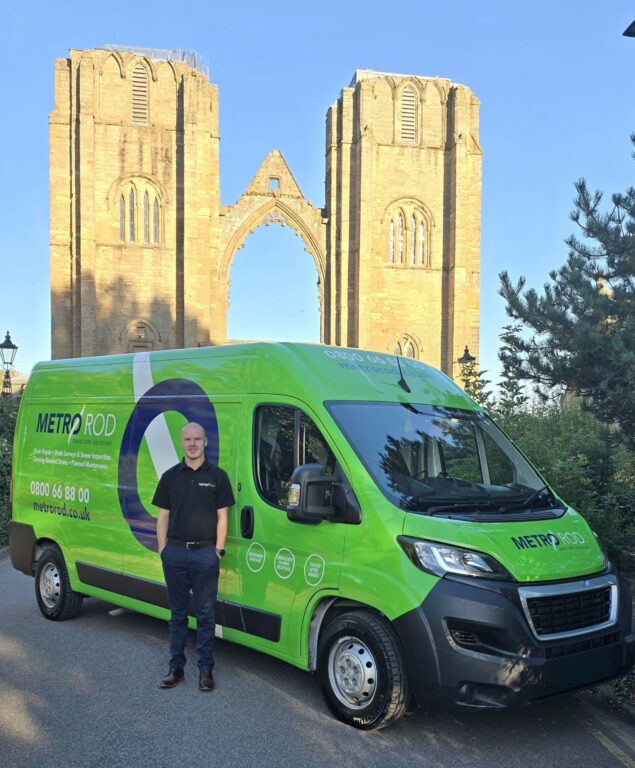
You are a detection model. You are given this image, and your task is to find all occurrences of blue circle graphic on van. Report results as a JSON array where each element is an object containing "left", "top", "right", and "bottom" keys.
[{"left": 117, "top": 379, "right": 219, "bottom": 552}]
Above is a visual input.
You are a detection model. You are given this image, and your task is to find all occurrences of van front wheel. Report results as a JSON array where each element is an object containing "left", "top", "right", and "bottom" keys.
[
  {"left": 34, "top": 545, "right": 83, "bottom": 620},
  {"left": 317, "top": 610, "right": 410, "bottom": 730}
]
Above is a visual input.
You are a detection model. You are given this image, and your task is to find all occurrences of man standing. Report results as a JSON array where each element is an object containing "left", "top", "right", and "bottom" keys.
[{"left": 152, "top": 422, "right": 235, "bottom": 692}]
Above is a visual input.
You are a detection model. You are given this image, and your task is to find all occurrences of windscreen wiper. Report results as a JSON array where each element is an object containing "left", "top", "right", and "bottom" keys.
[{"left": 514, "top": 485, "right": 555, "bottom": 509}]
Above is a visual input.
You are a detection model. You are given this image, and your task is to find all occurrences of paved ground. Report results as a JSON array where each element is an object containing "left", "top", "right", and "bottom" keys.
[{"left": 0, "top": 552, "right": 634, "bottom": 768}]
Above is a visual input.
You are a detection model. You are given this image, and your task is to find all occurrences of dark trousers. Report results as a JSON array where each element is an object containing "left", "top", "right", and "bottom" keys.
[{"left": 161, "top": 543, "right": 219, "bottom": 671}]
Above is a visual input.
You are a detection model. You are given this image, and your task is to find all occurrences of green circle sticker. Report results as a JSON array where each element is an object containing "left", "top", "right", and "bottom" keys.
[
  {"left": 274, "top": 548, "right": 295, "bottom": 580},
  {"left": 304, "top": 554, "right": 326, "bottom": 586},
  {"left": 246, "top": 542, "right": 266, "bottom": 573}
]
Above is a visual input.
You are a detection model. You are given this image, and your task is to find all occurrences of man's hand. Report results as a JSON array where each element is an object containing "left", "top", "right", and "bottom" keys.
[{"left": 157, "top": 508, "right": 170, "bottom": 553}]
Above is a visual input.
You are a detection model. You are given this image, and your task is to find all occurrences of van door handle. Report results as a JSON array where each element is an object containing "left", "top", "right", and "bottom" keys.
[{"left": 240, "top": 506, "right": 254, "bottom": 539}]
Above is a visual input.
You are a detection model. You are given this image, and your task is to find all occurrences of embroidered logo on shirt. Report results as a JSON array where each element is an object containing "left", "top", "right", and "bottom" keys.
[{"left": 198, "top": 482, "right": 215, "bottom": 488}]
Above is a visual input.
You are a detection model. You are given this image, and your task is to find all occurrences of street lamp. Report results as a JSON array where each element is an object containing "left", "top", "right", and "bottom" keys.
[
  {"left": 0, "top": 331, "right": 18, "bottom": 397},
  {"left": 457, "top": 345, "right": 476, "bottom": 390},
  {"left": 457, "top": 345, "right": 476, "bottom": 367}
]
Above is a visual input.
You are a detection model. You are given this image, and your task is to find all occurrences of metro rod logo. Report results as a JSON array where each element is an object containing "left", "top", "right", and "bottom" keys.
[
  {"left": 36, "top": 408, "right": 116, "bottom": 437},
  {"left": 511, "top": 531, "right": 586, "bottom": 550}
]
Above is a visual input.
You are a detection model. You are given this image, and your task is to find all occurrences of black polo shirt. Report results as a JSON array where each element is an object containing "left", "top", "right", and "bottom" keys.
[{"left": 152, "top": 459, "right": 235, "bottom": 543}]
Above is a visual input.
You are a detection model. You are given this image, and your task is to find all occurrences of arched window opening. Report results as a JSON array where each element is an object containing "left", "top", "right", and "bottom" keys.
[
  {"left": 385, "top": 200, "right": 431, "bottom": 267},
  {"left": 129, "top": 189, "right": 136, "bottom": 242},
  {"left": 143, "top": 191, "right": 150, "bottom": 244},
  {"left": 126, "top": 320, "right": 157, "bottom": 352},
  {"left": 119, "top": 196, "right": 125, "bottom": 242},
  {"left": 131, "top": 63, "right": 149, "bottom": 125},
  {"left": 393, "top": 335, "right": 418, "bottom": 359},
  {"left": 228, "top": 224, "right": 320, "bottom": 343},
  {"left": 400, "top": 86, "right": 417, "bottom": 143},
  {"left": 153, "top": 197, "right": 160, "bottom": 244},
  {"left": 116, "top": 181, "right": 161, "bottom": 246}
]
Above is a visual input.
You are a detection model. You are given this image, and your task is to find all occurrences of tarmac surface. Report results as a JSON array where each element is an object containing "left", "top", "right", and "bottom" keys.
[{"left": 0, "top": 549, "right": 634, "bottom": 768}]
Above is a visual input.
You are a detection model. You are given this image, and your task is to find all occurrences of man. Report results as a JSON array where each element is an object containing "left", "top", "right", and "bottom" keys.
[{"left": 152, "top": 422, "right": 234, "bottom": 692}]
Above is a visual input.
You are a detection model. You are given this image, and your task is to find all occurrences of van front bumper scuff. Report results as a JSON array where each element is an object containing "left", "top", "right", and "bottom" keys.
[{"left": 393, "top": 569, "right": 635, "bottom": 710}]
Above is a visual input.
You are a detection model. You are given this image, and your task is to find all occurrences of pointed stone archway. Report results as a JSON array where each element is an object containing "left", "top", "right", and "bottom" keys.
[{"left": 212, "top": 150, "right": 327, "bottom": 344}]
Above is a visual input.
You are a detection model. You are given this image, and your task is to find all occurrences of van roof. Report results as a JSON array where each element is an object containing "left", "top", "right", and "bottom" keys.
[{"left": 28, "top": 342, "right": 478, "bottom": 410}]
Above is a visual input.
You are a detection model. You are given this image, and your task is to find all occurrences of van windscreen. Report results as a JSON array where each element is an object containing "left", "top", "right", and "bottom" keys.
[{"left": 327, "top": 402, "right": 557, "bottom": 516}]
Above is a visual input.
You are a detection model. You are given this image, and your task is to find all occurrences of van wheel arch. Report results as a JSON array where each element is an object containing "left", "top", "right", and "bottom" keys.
[{"left": 308, "top": 598, "right": 377, "bottom": 672}]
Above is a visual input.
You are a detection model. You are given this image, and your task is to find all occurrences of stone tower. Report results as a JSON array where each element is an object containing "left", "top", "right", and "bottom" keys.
[
  {"left": 50, "top": 50, "right": 480, "bottom": 377},
  {"left": 50, "top": 47, "right": 219, "bottom": 358},
  {"left": 324, "top": 70, "right": 481, "bottom": 374}
]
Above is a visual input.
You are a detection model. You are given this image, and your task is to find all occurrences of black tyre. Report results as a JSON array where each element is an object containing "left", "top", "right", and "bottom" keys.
[
  {"left": 34, "top": 545, "right": 83, "bottom": 620},
  {"left": 317, "top": 610, "right": 410, "bottom": 730}
]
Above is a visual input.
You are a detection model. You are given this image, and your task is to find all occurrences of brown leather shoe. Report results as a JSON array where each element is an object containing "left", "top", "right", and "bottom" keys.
[
  {"left": 159, "top": 667, "right": 184, "bottom": 689},
  {"left": 199, "top": 670, "right": 215, "bottom": 692}
]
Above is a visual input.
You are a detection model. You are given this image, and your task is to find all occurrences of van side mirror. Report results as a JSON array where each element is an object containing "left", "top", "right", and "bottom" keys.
[{"left": 286, "top": 464, "right": 361, "bottom": 525}]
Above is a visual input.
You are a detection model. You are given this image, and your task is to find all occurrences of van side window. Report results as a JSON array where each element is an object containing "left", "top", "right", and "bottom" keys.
[
  {"left": 482, "top": 430, "right": 515, "bottom": 486},
  {"left": 255, "top": 406, "right": 336, "bottom": 509}
]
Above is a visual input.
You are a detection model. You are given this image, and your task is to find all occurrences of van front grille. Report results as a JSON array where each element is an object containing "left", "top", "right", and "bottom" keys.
[
  {"left": 527, "top": 587, "right": 611, "bottom": 636},
  {"left": 518, "top": 575, "right": 618, "bottom": 641}
]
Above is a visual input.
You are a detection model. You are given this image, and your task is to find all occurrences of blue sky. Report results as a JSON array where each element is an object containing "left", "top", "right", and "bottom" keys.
[{"left": 2, "top": 1, "right": 635, "bottom": 382}]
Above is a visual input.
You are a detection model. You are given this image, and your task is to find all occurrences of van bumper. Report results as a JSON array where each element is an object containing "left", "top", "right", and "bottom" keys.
[{"left": 393, "top": 569, "right": 635, "bottom": 710}]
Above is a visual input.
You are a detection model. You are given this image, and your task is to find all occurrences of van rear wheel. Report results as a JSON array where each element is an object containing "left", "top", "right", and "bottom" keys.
[
  {"left": 317, "top": 610, "right": 410, "bottom": 730},
  {"left": 34, "top": 545, "right": 83, "bottom": 620}
]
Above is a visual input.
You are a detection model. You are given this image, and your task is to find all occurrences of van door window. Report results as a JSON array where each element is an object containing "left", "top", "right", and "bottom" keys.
[{"left": 255, "top": 406, "right": 335, "bottom": 509}]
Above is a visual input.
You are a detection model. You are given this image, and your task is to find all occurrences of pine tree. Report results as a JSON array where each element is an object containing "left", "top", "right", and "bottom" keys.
[
  {"left": 499, "top": 137, "right": 635, "bottom": 447},
  {"left": 495, "top": 325, "right": 529, "bottom": 417},
  {"left": 459, "top": 356, "right": 493, "bottom": 410}
]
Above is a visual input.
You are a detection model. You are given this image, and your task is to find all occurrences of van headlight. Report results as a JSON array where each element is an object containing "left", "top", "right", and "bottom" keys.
[{"left": 398, "top": 536, "right": 512, "bottom": 580}]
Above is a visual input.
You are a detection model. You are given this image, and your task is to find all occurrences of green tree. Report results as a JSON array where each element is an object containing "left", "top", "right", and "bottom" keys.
[
  {"left": 499, "top": 138, "right": 635, "bottom": 446},
  {"left": 493, "top": 324, "right": 529, "bottom": 422},
  {"left": 495, "top": 398, "right": 634, "bottom": 564},
  {"left": 458, "top": 356, "right": 493, "bottom": 410},
  {"left": 0, "top": 394, "right": 20, "bottom": 545}
]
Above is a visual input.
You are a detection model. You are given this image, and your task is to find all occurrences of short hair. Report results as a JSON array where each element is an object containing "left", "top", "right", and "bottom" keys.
[{"left": 181, "top": 422, "right": 206, "bottom": 439}]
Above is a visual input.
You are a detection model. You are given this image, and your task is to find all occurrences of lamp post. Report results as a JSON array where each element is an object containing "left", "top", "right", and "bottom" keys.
[
  {"left": 0, "top": 331, "right": 18, "bottom": 397},
  {"left": 457, "top": 345, "right": 476, "bottom": 390},
  {"left": 457, "top": 345, "right": 476, "bottom": 367}
]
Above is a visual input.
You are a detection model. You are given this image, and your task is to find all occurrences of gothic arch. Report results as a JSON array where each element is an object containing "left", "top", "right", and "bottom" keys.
[
  {"left": 100, "top": 50, "right": 126, "bottom": 79},
  {"left": 383, "top": 196, "right": 435, "bottom": 228},
  {"left": 127, "top": 56, "right": 158, "bottom": 83},
  {"left": 219, "top": 199, "right": 326, "bottom": 289},
  {"left": 382, "top": 196, "right": 435, "bottom": 267},
  {"left": 388, "top": 331, "right": 423, "bottom": 360},
  {"left": 118, "top": 317, "right": 162, "bottom": 352},
  {"left": 165, "top": 59, "right": 178, "bottom": 83},
  {"left": 106, "top": 173, "right": 169, "bottom": 208}
]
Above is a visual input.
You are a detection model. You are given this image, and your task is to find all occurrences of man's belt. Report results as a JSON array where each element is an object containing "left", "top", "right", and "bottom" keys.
[{"left": 167, "top": 538, "right": 215, "bottom": 550}]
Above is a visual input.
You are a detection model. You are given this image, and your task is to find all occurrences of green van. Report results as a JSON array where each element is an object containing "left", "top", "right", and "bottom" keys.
[{"left": 8, "top": 342, "right": 634, "bottom": 729}]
